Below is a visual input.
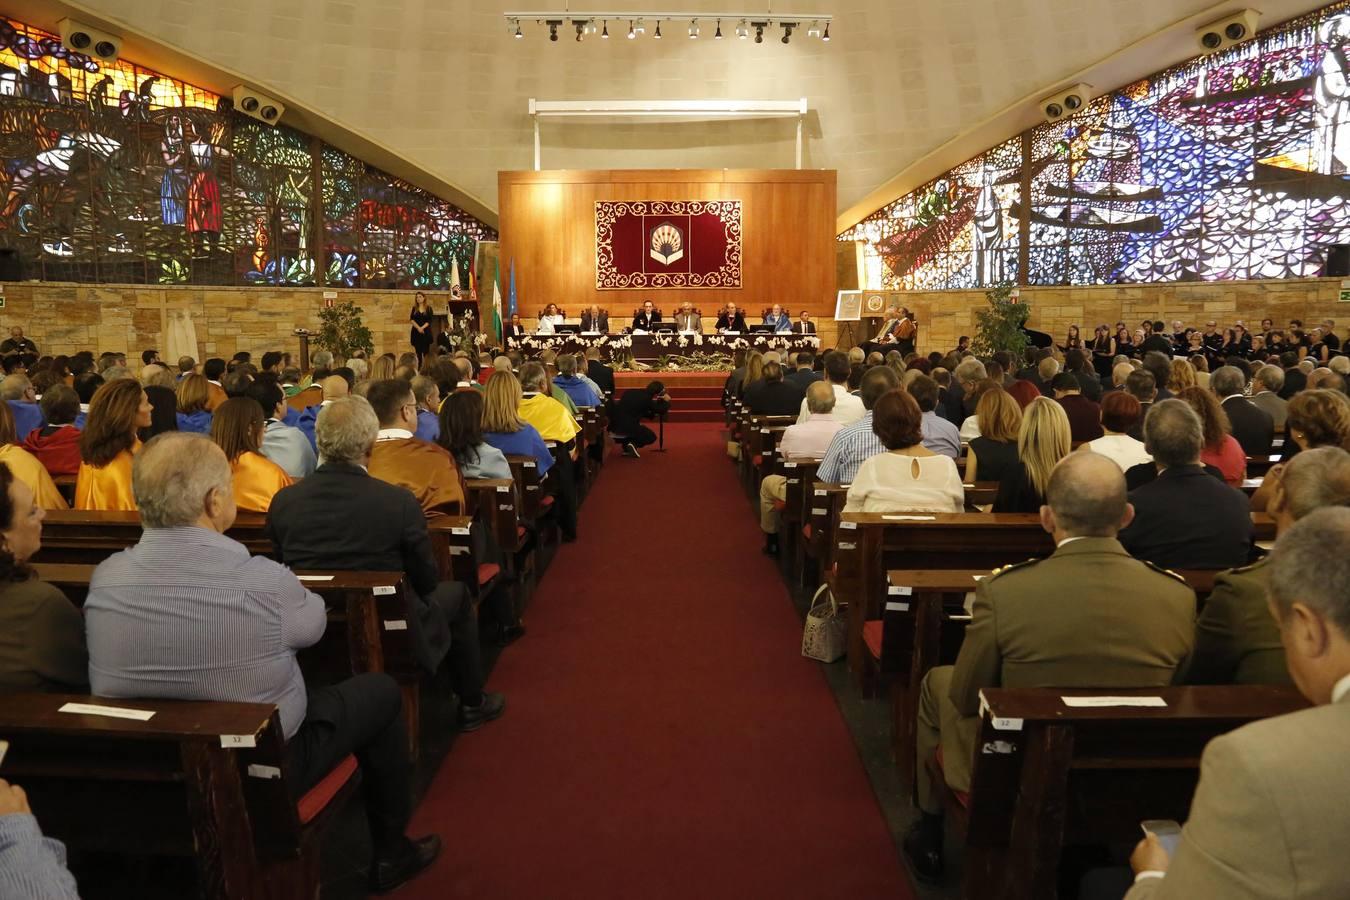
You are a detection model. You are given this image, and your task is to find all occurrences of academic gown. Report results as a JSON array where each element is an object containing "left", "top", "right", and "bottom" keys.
[
  {"left": 230, "top": 451, "right": 293, "bottom": 513},
  {"left": 75, "top": 444, "right": 139, "bottom": 511},
  {"left": 0, "top": 444, "right": 67, "bottom": 509},
  {"left": 368, "top": 437, "right": 467, "bottom": 518}
]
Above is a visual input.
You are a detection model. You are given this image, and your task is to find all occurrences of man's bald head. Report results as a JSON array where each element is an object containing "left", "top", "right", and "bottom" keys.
[
  {"left": 0, "top": 374, "right": 32, "bottom": 401},
  {"left": 1112, "top": 362, "right": 1134, "bottom": 387},
  {"left": 1045, "top": 451, "right": 1131, "bottom": 538},
  {"left": 133, "top": 432, "right": 233, "bottom": 529},
  {"left": 805, "top": 380, "right": 837, "bottom": 415},
  {"left": 320, "top": 375, "right": 349, "bottom": 400}
]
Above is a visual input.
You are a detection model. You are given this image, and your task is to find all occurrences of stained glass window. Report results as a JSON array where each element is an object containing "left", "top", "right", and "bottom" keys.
[
  {"left": 842, "top": 1, "right": 1350, "bottom": 290},
  {"left": 0, "top": 16, "right": 495, "bottom": 287}
]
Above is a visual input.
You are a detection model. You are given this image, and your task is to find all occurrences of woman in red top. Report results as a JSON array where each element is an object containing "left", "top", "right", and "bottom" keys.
[{"left": 1177, "top": 386, "right": 1246, "bottom": 486}]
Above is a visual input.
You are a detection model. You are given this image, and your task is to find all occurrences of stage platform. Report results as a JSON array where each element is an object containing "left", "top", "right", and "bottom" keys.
[{"left": 614, "top": 370, "right": 727, "bottom": 423}]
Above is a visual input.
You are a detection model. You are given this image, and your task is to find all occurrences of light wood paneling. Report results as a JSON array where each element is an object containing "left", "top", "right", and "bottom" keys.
[{"left": 498, "top": 169, "right": 837, "bottom": 318}]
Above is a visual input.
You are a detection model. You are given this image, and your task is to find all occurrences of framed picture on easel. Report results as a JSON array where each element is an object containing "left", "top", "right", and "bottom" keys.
[{"left": 835, "top": 290, "right": 863, "bottom": 347}]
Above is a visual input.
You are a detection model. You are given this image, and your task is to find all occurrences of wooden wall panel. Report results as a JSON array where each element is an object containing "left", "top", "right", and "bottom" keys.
[{"left": 498, "top": 169, "right": 837, "bottom": 319}]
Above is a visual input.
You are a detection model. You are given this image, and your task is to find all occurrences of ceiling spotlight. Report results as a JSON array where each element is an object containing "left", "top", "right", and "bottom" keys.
[
  {"left": 754, "top": 22, "right": 765, "bottom": 43},
  {"left": 586, "top": 19, "right": 598, "bottom": 34},
  {"left": 627, "top": 20, "right": 635, "bottom": 38},
  {"left": 574, "top": 20, "right": 585, "bottom": 41},
  {"left": 514, "top": 22, "right": 523, "bottom": 38},
  {"left": 689, "top": 19, "right": 699, "bottom": 39},
  {"left": 654, "top": 21, "right": 662, "bottom": 39},
  {"left": 548, "top": 20, "right": 559, "bottom": 41},
  {"left": 635, "top": 18, "right": 645, "bottom": 35},
  {"left": 259, "top": 105, "right": 279, "bottom": 122},
  {"left": 807, "top": 20, "right": 821, "bottom": 38},
  {"left": 822, "top": 22, "right": 830, "bottom": 41},
  {"left": 781, "top": 22, "right": 794, "bottom": 44},
  {"left": 715, "top": 19, "right": 723, "bottom": 39},
  {"left": 736, "top": 19, "right": 748, "bottom": 39},
  {"left": 601, "top": 20, "right": 609, "bottom": 38}
]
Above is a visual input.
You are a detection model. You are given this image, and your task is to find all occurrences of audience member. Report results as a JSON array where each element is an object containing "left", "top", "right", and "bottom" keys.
[
  {"left": 1286, "top": 388, "right": 1350, "bottom": 455},
  {"left": 1120, "top": 399, "right": 1252, "bottom": 569},
  {"left": 268, "top": 400, "right": 504, "bottom": 735},
  {"left": 908, "top": 373, "right": 961, "bottom": 459},
  {"left": 210, "top": 397, "right": 292, "bottom": 513},
  {"left": 86, "top": 432, "right": 442, "bottom": 892},
  {"left": 1167, "top": 358, "right": 1196, "bottom": 394},
  {"left": 201, "top": 358, "right": 227, "bottom": 410},
  {"left": 24, "top": 384, "right": 81, "bottom": 477},
  {"left": 410, "top": 375, "right": 442, "bottom": 442},
  {"left": 297, "top": 374, "right": 351, "bottom": 449},
  {"left": 785, "top": 351, "right": 820, "bottom": 390},
  {"left": 0, "top": 778, "right": 81, "bottom": 898},
  {"left": 1211, "top": 365, "right": 1274, "bottom": 456},
  {"left": 1085, "top": 391, "right": 1151, "bottom": 472},
  {"left": 797, "top": 352, "right": 864, "bottom": 426},
  {"left": 0, "top": 461, "right": 83, "bottom": 692},
  {"left": 1248, "top": 364, "right": 1288, "bottom": 429},
  {"left": 0, "top": 403, "right": 64, "bottom": 510},
  {"left": 1177, "top": 386, "right": 1247, "bottom": 486},
  {"left": 584, "top": 346, "right": 615, "bottom": 397},
  {"left": 942, "top": 357, "right": 987, "bottom": 426},
  {"left": 75, "top": 379, "right": 151, "bottom": 510},
  {"left": 1125, "top": 507, "right": 1350, "bottom": 898},
  {"left": 1, "top": 375, "right": 42, "bottom": 442},
  {"left": 1142, "top": 351, "right": 1174, "bottom": 402},
  {"left": 244, "top": 379, "right": 316, "bottom": 479},
  {"left": 758, "top": 382, "right": 844, "bottom": 553},
  {"left": 482, "top": 370, "right": 553, "bottom": 476},
  {"left": 552, "top": 355, "right": 601, "bottom": 408},
  {"left": 1190, "top": 447, "right": 1350, "bottom": 686},
  {"left": 744, "top": 361, "right": 805, "bottom": 416},
  {"left": 993, "top": 397, "right": 1070, "bottom": 513},
  {"left": 844, "top": 390, "right": 963, "bottom": 514},
  {"left": 817, "top": 366, "right": 902, "bottom": 484},
  {"left": 1051, "top": 372, "right": 1104, "bottom": 442},
  {"left": 366, "top": 379, "right": 466, "bottom": 518},
  {"left": 907, "top": 451, "right": 1195, "bottom": 882},
  {"left": 965, "top": 387, "right": 1022, "bottom": 483},
  {"left": 439, "top": 389, "right": 512, "bottom": 480},
  {"left": 518, "top": 363, "right": 580, "bottom": 538},
  {"left": 174, "top": 373, "right": 213, "bottom": 434}
]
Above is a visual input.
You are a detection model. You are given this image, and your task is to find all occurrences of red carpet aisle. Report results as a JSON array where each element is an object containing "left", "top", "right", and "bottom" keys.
[{"left": 403, "top": 423, "right": 911, "bottom": 899}]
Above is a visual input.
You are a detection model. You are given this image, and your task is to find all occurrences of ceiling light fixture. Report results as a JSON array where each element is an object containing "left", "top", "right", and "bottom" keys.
[
  {"left": 505, "top": 12, "right": 833, "bottom": 44},
  {"left": 689, "top": 18, "right": 699, "bottom": 38},
  {"left": 654, "top": 21, "right": 662, "bottom": 38},
  {"left": 635, "top": 17, "right": 645, "bottom": 34},
  {"left": 574, "top": 20, "right": 586, "bottom": 40},
  {"left": 714, "top": 18, "right": 723, "bottom": 39},
  {"left": 806, "top": 20, "right": 820, "bottom": 38},
  {"left": 736, "top": 19, "right": 748, "bottom": 39},
  {"left": 547, "top": 20, "right": 560, "bottom": 41},
  {"left": 754, "top": 21, "right": 765, "bottom": 43},
  {"left": 515, "top": 21, "right": 523, "bottom": 38},
  {"left": 627, "top": 20, "right": 635, "bottom": 38},
  {"left": 781, "top": 22, "right": 794, "bottom": 43},
  {"left": 822, "top": 22, "right": 829, "bottom": 41},
  {"left": 601, "top": 19, "right": 609, "bottom": 37}
]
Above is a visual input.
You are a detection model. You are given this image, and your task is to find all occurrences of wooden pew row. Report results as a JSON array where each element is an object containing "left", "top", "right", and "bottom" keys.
[
  {"left": 0, "top": 693, "right": 355, "bottom": 900},
  {"left": 873, "top": 568, "right": 1222, "bottom": 788},
  {"left": 33, "top": 562, "right": 430, "bottom": 760},
  {"left": 945, "top": 685, "right": 1307, "bottom": 900},
  {"left": 833, "top": 511, "right": 1277, "bottom": 691}
]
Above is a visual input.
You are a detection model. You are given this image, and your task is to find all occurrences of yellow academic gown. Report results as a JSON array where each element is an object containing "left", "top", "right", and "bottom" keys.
[
  {"left": 519, "top": 393, "right": 581, "bottom": 443},
  {"left": 0, "top": 444, "right": 68, "bottom": 510},
  {"left": 75, "top": 443, "right": 139, "bottom": 511},
  {"left": 231, "top": 451, "right": 293, "bottom": 513},
  {"left": 368, "top": 436, "right": 466, "bottom": 518}
]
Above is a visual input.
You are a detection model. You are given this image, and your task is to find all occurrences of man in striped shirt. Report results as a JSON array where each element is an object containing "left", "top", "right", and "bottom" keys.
[
  {"left": 85, "top": 432, "right": 441, "bottom": 894},
  {"left": 816, "top": 366, "right": 901, "bottom": 484}
]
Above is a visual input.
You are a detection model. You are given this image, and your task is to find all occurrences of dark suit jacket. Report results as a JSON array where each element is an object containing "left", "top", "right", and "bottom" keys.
[
  {"left": 611, "top": 389, "right": 669, "bottom": 434},
  {"left": 504, "top": 323, "right": 525, "bottom": 338},
  {"left": 793, "top": 321, "right": 816, "bottom": 334},
  {"left": 1279, "top": 368, "right": 1307, "bottom": 400},
  {"left": 785, "top": 368, "right": 822, "bottom": 390},
  {"left": 1139, "top": 335, "right": 1173, "bottom": 357},
  {"left": 1119, "top": 465, "right": 1253, "bottom": 570},
  {"left": 1072, "top": 370, "right": 1103, "bottom": 402},
  {"left": 743, "top": 379, "right": 805, "bottom": 416},
  {"left": 1057, "top": 394, "right": 1104, "bottom": 442},
  {"left": 580, "top": 311, "right": 609, "bottom": 333},
  {"left": 586, "top": 359, "right": 615, "bottom": 397},
  {"left": 265, "top": 463, "right": 451, "bottom": 672},
  {"left": 715, "top": 313, "right": 748, "bottom": 332},
  {"left": 1221, "top": 395, "right": 1274, "bottom": 457},
  {"left": 631, "top": 311, "right": 661, "bottom": 331}
]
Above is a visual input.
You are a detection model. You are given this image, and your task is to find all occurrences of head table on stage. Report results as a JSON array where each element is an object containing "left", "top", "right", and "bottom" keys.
[{"left": 504, "top": 332, "right": 821, "bottom": 364}]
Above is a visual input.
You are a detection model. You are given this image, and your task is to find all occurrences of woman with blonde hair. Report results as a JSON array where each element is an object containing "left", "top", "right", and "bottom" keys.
[
  {"left": 210, "top": 397, "right": 292, "bottom": 512},
  {"left": 175, "top": 373, "right": 212, "bottom": 433},
  {"left": 993, "top": 396, "right": 1071, "bottom": 512},
  {"left": 737, "top": 351, "right": 765, "bottom": 399},
  {"left": 1168, "top": 358, "right": 1197, "bottom": 393},
  {"left": 1176, "top": 385, "right": 1245, "bottom": 486},
  {"left": 76, "top": 379, "right": 152, "bottom": 510},
  {"left": 371, "top": 353, "right": 397, "bottom": 382},
  {"left": 481, "top": 370, "right": 552, "bottom": 473},
  {"left": 965, "top": 387, "right": 1022, "bottom": 482},
  {"left": 1189, "top": 354, "right": 1211, "bottom": 389},
  {"left": 0, "top": 402, "right": 66, "bottom": 509}
]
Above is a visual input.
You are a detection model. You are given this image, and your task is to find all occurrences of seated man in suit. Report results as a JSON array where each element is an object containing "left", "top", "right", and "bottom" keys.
[
  {"left": 674, "top": 301, "right": 701, "bottom": 334},
  {"left": 763, "top": 304, "right": 791, "bottom": 334},
  {"left": 742, "top": 362, "right": 805, "bottom": 417},
  {"left": 907, "top": 451, "right": 1196, "bottom": 882},
  {"left": 366, "top": 379, "right": 466, "bottom": 517},
  {"left": 610, "top": 380, "right": 670, "bottom": 458},
  {"left": 584, "top": 347, "right": 615, "bottom": 397},
  {"left": 715, "top": 303, "right": 748, "bottom": 334},
  {"left": 1212, "top": 365, "right": 1274, "bottom": 457},
  {"left": 785, "top": 351, "right": 821, "bottom": 390},
  {"left": 266, "top": 398, "right": 505, "bottom": 732},
  {"left": 1052, "top": 372, "right": 1105, "bottom": 442},
  {"left": 793, "top": 310, "right": 816, "bottom": 335},
  {"left": 758, "top": 381, "right": 842, "bottom": 554},
  {"left": 1189, "top": 446, "right": 1350, "bottom": 686},
  {"left": 1249, "top": 365, "right": 1288, "bottom": 430},
  {"left": 580, "top": 304, "right": 609, "bottom": 334},
  {"left": 631, "top": 300, "right": 661, "bottom": 332},
  {"left": 1119, "top": 399, "right": 1252, "bottom": 568},
  {"left": 1126, "top": 506, "right": 1350, "bottom": 898},
  {"left": 504, "top": 314, "right": 526, "bottom": 339},
  {"left": 86, "top": 432, "right": 442, "bottom": 893}
]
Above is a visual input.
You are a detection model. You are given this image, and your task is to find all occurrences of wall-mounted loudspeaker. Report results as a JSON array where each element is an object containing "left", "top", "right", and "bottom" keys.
[
  {"left": 1040, "top": 83, "right": 1093, "bottom": 123},
  {"left": 58, "top": 17, "right": 121, "bottom": 63},
  {"left": 1195, "top": 9, "right": 1261, "bottom": 54},
  {"left": 231, "top": 85, "right": 285, "bottom": 126}
]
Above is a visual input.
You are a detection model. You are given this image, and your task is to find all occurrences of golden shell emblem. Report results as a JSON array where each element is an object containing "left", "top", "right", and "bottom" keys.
[{"left": 650, "top": 222, "right": 684, "bottom": 266}]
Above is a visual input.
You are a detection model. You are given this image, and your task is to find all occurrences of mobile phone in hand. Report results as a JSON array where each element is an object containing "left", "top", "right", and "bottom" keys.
[{"left": 1141, "top": 819, "right": 1181, "bottom": 857}]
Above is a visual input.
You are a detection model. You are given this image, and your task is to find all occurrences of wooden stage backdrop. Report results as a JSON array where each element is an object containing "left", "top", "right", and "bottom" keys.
[{"left": 497, "top": 169, "right": 837, "bottom": 317}]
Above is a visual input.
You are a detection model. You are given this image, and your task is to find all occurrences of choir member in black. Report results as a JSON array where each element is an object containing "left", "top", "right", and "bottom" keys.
[
  {"left": 409, "top": 292, "right": 433, "bottom": 366},
  {"left": 1113, "top": 325, "right": 1135, "bottom": 360},
  {"left": 1090, "top": 325, "right": 1115, "bottom": 379}
]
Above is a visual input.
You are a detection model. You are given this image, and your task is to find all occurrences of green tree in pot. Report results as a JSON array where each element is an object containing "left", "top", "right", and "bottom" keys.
[
  {"left": 971, "top": 282, "right": 1030, "bottom": 358},
  {"left": 314, "top": 299, "right": 374, "bottom": 359}
]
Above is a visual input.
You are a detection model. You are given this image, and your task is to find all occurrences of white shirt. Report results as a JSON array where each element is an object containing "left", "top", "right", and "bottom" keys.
[
  {"left": 535, "top": 318, "right": 556, "bottom": 335},
  {"left": 1087, "top": 433, "right": 1152, "bottom": 472},
  {"left": 376, "top": 427, "right": 413, "bottom": 442},
  {"left": 1334, "top": 673, "right": 1350, "bottom": 704},
  {"left": 843, "top": 453, "right": 964, "bottom": 514},
  {"left": 959, "top": 415, "right": 981, "bottom": 442},
  {"left": 778, "top": 414, "right": 844, "bottom": 461},
  {"left": 797, "top": 383, "right": 864, "bottom": 426}
]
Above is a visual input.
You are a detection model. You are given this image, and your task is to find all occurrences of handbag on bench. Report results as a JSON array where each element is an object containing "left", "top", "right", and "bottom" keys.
[{"left": 801, "top": 583, "right": 846, "bottom": 663}]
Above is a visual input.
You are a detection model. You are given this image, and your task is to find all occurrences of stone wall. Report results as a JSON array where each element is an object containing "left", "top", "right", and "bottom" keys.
[{"left": 2, "top": 277, "right": 1344, "bottom": 363}]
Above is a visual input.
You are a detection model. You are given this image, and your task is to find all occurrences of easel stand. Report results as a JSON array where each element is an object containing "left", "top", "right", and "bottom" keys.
[{"left": 836, "top": 321, "right": 857, "bottom": 349}]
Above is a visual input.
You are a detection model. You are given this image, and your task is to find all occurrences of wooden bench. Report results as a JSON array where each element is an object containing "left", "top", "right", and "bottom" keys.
[
  {"left": 0, "top": 693, "right": 360, "bottom": 899},
  {"left": 942, "top": 685, "right": 1307, "bottom": 899}
]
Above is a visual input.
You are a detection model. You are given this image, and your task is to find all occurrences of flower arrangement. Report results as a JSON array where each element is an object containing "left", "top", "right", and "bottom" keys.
[{"left": 441, "top": 309, "right": 481, "bottom": 355}]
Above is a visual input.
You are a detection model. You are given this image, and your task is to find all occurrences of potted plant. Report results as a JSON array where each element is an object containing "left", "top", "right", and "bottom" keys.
[
  {"left": 971, "top": 282, "right": 1030, "bottom": 358},
  {"left": 314, "top": 299, "right": 374, "bottom": 359}
]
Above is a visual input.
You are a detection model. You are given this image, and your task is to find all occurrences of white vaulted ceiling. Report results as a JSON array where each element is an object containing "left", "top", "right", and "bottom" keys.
[{"left": 14, "top": 0, "right": 1328, "bottom": 230}]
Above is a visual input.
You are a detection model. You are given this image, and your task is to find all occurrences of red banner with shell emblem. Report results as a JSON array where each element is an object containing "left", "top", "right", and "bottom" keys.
[{"left": 595, "top": 200, "right": 742, "bottom": 289}]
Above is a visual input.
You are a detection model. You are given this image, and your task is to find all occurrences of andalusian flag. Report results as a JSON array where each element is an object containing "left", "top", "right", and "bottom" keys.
[{"left": 491, "top": 264, "right": 504, "bottom": 344}]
